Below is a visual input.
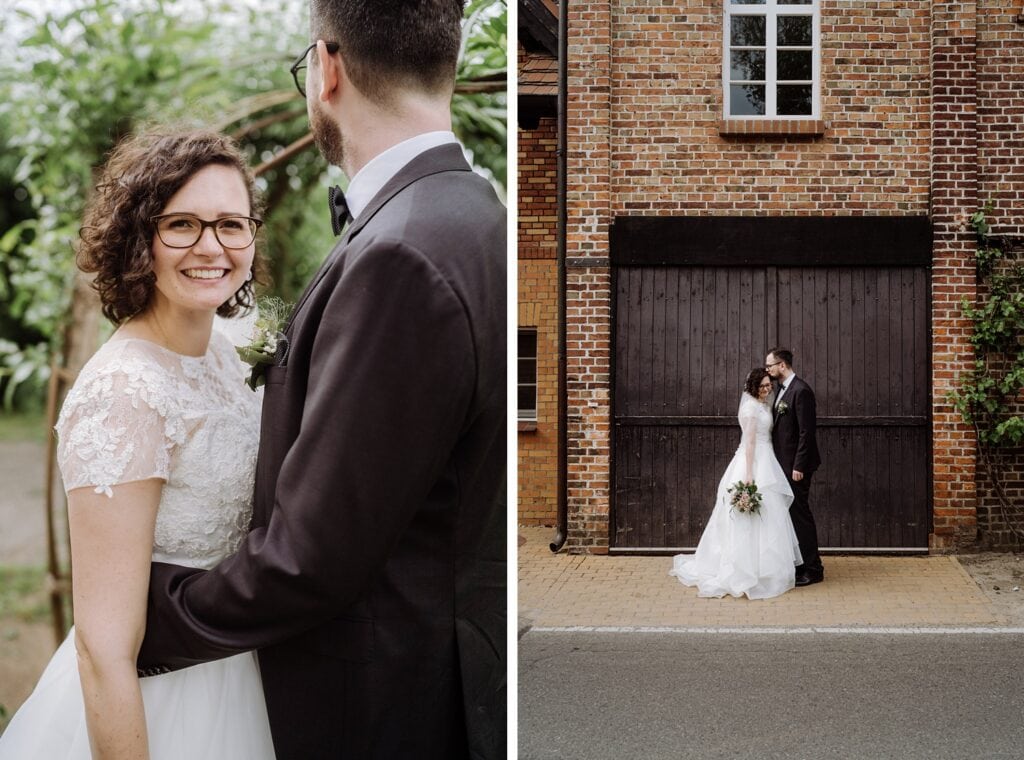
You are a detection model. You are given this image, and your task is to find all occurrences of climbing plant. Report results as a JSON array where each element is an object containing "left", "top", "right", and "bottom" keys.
[{"left": 951, "top": 204, "right": 1024, "bottom": 541}]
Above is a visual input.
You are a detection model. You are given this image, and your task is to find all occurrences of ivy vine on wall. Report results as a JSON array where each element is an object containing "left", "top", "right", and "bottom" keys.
[{"left": 951, "top": 204, "right": 1024, "bottom": 541}]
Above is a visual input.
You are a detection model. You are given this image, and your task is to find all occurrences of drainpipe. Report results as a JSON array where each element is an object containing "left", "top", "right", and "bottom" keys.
[{"left": 549, "top": 0, "right": 569, "bottom": 553}]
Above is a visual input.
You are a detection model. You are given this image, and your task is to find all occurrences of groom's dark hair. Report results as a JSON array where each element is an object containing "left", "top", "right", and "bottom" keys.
[
  {"left": 309, "top": 0, "right": 464, "bottom": 105},
  {"left": 769, "top": 347, "right": 794, "bottom": 368}
]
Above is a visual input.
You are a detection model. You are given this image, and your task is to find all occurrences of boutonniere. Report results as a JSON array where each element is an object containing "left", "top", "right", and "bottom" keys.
[
  {"left": 237, "top": 297, "right": 294, "bottom": 390},
  {"left": 776, "top": 400, "right": 790, "bottom": 416}
]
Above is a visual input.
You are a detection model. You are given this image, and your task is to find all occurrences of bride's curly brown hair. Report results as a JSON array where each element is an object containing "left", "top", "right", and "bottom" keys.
[
  {"left": 744, "top": 367, "right": 770, "bottom": 399},
  {"left": 78, "top": 128, "right": 265, "bottom": 325}
]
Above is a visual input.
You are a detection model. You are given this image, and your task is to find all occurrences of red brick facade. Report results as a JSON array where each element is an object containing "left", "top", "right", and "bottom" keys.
[
  {"left": 973, "top": 3, "right": 1024, "bottom": 549},
  {"left": 549, "top": 1, "right": 1024, "bottom": 552},
  {"left": 517, "top": 117, "right": 560, "bottom": 525}
]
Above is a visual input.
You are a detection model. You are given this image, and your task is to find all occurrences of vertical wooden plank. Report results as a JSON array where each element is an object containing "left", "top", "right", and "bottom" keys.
[
  {"left": 864, "top": 269, "right": 878, "bottom": 417},
  {"left": 614, "top": 268, "right": 627, "bottom": 412},
  {"left": 701, "top": 268, "right": 717, "bottom": 416},
  {"left": 752, "top": 267, "right": 766, "bottom": 368},
  {"left": 823, "top": 270, "right": 837, "bottom": 419},
  {"left": 637, "top": 425, "right": 651, "bottom": 547},
  {"left": 665, "top": 270, "right": 681, "bottom": 417},
  {"left": 674, "top": 269, "right": 687, "bottom": 415},
  {"left": 628, "top": 268, "right": 643, "bottom": 416},
  {"left": 778, "top": 267, "right": 791, "bottom": 351},
  {"left": 650, "top": 267, "right": 667, "bottom": 415},
  {"left": 659, "top": 428, "right": 675, "bottom": 549},
  {"left": 713, "top": 268, "right": 729, "bottom": 415},
  {"left": 839, "top": 268, "right": 853, "bottom": 416}
]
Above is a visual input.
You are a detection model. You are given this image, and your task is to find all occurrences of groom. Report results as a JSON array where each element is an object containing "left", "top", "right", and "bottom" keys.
[
  {"left": 766, "top": 347, "right": 823, "bottom": 586},
  {"left": 137, "top": 2, "right": 506, "bottom": 758}
]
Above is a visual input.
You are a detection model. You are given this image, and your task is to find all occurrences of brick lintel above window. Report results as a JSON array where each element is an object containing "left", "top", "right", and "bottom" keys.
[{"left": 718, "top": 118, "right": 827, "bottom": 137}]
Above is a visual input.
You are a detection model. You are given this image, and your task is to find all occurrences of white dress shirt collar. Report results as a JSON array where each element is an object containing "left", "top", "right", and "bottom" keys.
[
  {"left": 776, "top": 373, "right": 796, "bottom": 407},
  {"left": 344, "top": 131, "right": 458, "bottom": 220}
]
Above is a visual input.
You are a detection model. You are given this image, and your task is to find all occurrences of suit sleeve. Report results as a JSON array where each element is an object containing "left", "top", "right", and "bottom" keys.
[
  {"left": 793, "top": 384, "right": 818, "bottom": 475},
  {"left": 137, "top": 238, "right": 475, "bottom": 671}
]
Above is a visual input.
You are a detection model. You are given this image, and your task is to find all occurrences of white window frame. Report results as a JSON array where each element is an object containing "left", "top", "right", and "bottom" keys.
[
  {"left": 518, "top": 328, "right": 538, "bottom": 422},
  {"left": 723, "top": 0, "right": 820, "bottom": 119}
]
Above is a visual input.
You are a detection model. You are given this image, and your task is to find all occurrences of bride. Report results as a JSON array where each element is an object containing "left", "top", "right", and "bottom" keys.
[
  {"left": 669, "top": 368, "right": 803, "bottom": 600},
  {"left": 0, "top": 129, "right": 276, "bottom": 758}
]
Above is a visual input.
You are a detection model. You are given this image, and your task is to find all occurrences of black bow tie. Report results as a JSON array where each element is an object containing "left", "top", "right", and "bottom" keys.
[{"left": 328, "top": 185, "right": 351, "bottom": 236}]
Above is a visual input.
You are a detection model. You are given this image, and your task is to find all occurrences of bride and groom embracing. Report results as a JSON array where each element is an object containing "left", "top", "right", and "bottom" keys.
[
  {"left": 670, "top": 348, "right": 824, "bottom": 600},
  {"left": 0, "top": 2, "right": 505, "bottom": 759}
]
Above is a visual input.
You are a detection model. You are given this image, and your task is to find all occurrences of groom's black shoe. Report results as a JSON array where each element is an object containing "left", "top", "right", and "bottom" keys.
[{"left": 795, "top": 570, "right": 824, "bottom": 587}]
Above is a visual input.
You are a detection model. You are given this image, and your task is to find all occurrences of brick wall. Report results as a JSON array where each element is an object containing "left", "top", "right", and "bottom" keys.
[
  {"left": 978, "top": 1, "right": 1024, "bottom": 238},
  {"left": 565, "top": 0, "right": 614, "bottom": 552},
  {"left": 974, "top": 2, "right": 1024, "bottom": 548},
  {"left": 930, "top": 0, "right": 980, "bottom": 551},
  {"left": 561, "top": 0, "right": 1023, "bottom": 552},
  {"left": 609, "top": 0, "right": 931, "bottom": 215},
  {"left": 564, "top": 1, "right": 934, "bottom": 552},
  {"left": 518, "top": 118, "right": 559, "bottom": 525}
]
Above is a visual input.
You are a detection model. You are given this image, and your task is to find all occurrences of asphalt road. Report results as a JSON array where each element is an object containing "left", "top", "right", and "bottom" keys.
[{"left": 519, "top": 631, "right": 1024, "bottom": 760}]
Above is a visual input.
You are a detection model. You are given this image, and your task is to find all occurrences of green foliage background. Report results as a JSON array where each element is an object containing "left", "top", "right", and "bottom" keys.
[{"left": 0, "top": 0, "right": 506, "bottom": 410}]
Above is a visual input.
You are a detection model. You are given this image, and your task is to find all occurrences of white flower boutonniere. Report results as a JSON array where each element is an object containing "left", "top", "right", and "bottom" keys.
[
  {"left": 776, "top": 400, "right": 790, "bottom": 416},
  {"left": 237, "top": 297, "right": 294, "bottom": 391}
]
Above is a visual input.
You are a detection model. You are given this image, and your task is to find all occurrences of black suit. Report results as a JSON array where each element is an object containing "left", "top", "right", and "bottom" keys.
[
  {"left": 137, "top": 144, "right": 506, "bottom": 759},
  {"left": 771, "top": 375, "right": 822, "bottom": 574}
]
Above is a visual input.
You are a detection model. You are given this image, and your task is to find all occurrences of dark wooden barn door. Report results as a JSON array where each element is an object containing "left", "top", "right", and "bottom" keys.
[{"left": 609, "top": 217, "right": 932, "bottom": 552}]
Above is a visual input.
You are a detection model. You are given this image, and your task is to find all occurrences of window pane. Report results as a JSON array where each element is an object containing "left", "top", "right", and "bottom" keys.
[
  {"left": 777, "top": 15, "right": 812, "bottom": 46},
  {"left": 777, "top": 49, "right": 812, "bottom": 81},
  {"left": 730, "top": 84, "right": 765, "bottom": 115},
  {"left": 730, "top": 15, "right": 766, "bottom": 47},
  {"left": 730, "top": 50, "right": 765, "bottom": 82},
  {"left": 518, "top": 357, "right": 536, "bottom": 384},
  {"left": 731, "top": 0, "right": 766, "bottom": 4},
  {"left": 777, "top": 84, "right": 812, "bottom": 115},
  {"left": 778, "top": 0, "right": 812, "bottom": 4},
  {"left": 518, "top": 386, "right": 537, "bottom": 415},
  {"left": 518, "top": 330, "right": 537, "bottom": 356}
]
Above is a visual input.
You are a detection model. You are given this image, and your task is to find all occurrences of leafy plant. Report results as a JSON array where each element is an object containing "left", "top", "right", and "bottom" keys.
[{"left": 950, "top": 205, "right": 1024, "bottom": 541}]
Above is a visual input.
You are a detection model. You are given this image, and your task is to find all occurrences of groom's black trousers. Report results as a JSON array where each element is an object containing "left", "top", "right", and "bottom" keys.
[{"left": 789, "top": 475, "right": 823, "bottom": 574}]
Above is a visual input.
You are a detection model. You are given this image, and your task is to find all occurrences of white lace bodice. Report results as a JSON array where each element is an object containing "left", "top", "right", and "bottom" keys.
[
  {"left": 738, "top": 394, "right": 773, "bottom": 446},
  {"left": 56, "top": 331, "right": 261, "bottom": 569}
]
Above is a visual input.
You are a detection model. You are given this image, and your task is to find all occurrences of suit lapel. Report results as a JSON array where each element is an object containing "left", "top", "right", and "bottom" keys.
[
  {"left": 284, "top": 144, "right": 472, "bottom": 335},
  {"left": 774, "top": 378, "right": 794, "bottom": 420}
]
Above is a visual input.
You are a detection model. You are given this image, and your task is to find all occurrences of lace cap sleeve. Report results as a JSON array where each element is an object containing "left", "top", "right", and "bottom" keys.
[{"left": 55, "top": 348, "right": 185, "bottom": 497}]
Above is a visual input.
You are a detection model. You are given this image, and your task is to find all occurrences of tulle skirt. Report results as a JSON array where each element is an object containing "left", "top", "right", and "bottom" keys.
[
  {"left": 669, "top": 441, "right": 803, "bottom": 600},
  {"left": 0, "top": 627, "right": 275, "bottom": 759}
]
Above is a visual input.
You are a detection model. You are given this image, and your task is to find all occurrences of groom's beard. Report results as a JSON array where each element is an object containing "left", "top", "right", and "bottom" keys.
[{"left": 311, "top": 102, "right": 347, "bottom": 171}]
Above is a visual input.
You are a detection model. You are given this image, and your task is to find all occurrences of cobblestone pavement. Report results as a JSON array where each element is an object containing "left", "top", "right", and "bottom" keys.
[{"left": 518, "top": 527, "right": 1017, "bottom": 631}]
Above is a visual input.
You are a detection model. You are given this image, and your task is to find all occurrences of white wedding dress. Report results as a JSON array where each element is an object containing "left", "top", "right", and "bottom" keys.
[
  {"left": 669, "top": 394, "right": 803, "bottom": 600},
  {"left": 0, "top": 332, "right": 276, "bottom": 759}
]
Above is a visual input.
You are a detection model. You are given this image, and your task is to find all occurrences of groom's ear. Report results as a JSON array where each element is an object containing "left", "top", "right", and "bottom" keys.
[{"left": 315, "top": 40, "right": 342, "bottom": 103}]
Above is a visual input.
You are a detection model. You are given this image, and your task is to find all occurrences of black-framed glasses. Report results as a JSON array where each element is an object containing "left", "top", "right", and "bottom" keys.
[
  {"left": 765, "top": 360, "right": 783, "bottom": 369},
  {"left": 289, "top": 41, "right": 340, "bottom": 97},
  {"left": 151, "top": 214, "right": 262, "bottom": 250}
]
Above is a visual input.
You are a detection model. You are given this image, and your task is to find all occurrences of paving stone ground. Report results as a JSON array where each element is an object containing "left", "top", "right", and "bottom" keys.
[{"left": 518, "top": 527, "right": 1012, "bottom": 630}]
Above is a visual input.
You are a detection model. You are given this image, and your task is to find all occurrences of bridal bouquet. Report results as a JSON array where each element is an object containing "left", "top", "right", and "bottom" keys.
[{"left": 727, "top": 481, "right": 763, "bottom": 515}]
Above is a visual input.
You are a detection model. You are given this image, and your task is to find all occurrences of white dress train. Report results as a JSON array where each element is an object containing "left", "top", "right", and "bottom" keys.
[
  {"left": 0, "top": 333, "right": 276, "bottom": 759},
  {"left": 669, "top": 394, "right": 803, "bottom": 600}
]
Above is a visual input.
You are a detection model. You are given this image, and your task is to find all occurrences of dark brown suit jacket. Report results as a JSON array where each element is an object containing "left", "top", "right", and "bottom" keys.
[
  {"left": 771, "top": 375, "right": 821, "bottom": 477},
  {"left": 137, "top": 144, "right": 506, "bottom": 760}
]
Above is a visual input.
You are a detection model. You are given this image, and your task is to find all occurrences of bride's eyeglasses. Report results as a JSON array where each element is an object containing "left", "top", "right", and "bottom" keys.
[{"left": 151, "top": 214, "right": 263, "bottom": 250}]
